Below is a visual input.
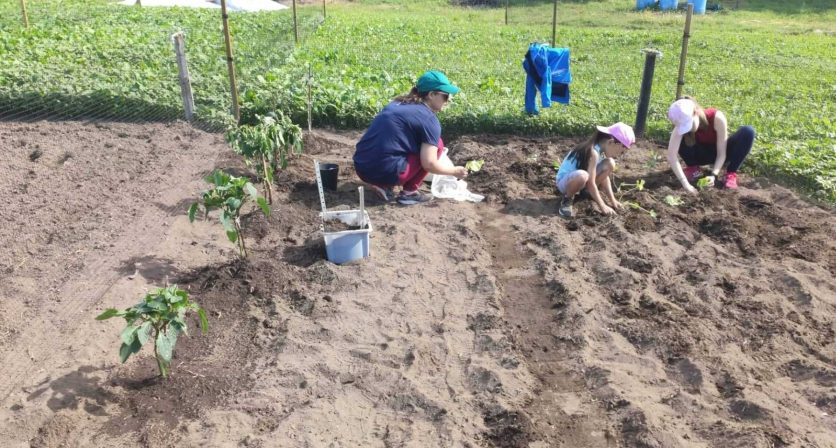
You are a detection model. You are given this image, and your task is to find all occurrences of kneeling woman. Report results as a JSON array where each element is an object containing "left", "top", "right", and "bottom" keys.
[
  {"left": 666, "top": 96, "right": 755, "bottom": 193},
  {"left": 556, "top": 122, "right": 635, "bottom": 218},
  {"left": 353, "top": 71, "right": 468, "bottom": 206}
]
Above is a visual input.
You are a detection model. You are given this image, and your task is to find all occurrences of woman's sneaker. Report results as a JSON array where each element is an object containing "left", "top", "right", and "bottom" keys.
[
  {"left": 397, "top": 190, "right": 433, "bottom": 205},
  {"left": 558, "top": 194, "right": 574, "bottom": 218},
  {"left": 683, "top": 165, "right": 702, "bottom": 183},
  {"left": 369, "top": 184, "right": 394, "bottom": 202},
  {"left": 723, "top": 172, "right": 738, "bottom": 189}
]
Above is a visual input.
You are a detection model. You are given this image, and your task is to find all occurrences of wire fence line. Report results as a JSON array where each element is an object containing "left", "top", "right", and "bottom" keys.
[{"left": 0, "top": 0, "right": 324, "bottom": 132}]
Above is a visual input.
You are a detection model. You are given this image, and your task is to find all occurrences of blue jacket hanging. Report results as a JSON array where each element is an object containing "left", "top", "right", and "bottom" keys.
[{"left": 522, "top": 43, "right": 571, "bottom": 115}]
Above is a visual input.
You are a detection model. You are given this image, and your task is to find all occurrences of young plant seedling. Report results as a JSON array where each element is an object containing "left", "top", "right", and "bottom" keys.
[
  {"left": 644, "top": 152, "right": 662, "bottom": 170},
  {"left": 465, "top": 159, "right": 485, "bottom": 172},
  {"left": 663, "top": 195, "right": 684, "bottom": 207},
  {"left": 189, "top": 170, "right": 270, "bottom": 258},
  {"left": 226, "top": 112, "right": 303, "bottom": 204},
  {"left": 96, "top": 286, "right": 208, "bottom": 379},
  {"left": 623, "top": 201, "right": 658, "bottom": 220},
  {"left": 696, "top": 176, "right": 715, "bottom": 190},
  {"left": 552, "top": 160, "right": 560, "bottom": 171},
  {"left": 619, "top": 179, "right": 645, "bottom": 192}
]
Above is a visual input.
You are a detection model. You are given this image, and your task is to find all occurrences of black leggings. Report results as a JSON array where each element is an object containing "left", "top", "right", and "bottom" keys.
[{"left": 679, "top": 125, "right": 755, "bottom": 173}]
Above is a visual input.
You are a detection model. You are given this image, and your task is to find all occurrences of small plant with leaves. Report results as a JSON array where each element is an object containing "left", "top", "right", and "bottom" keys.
[
  {"left": 96, "top": 286, "right": 208, "bottom": 379},
  {"left": 465, "top": 159, "right": 485, "bottom": 172},
  {"left": 663, "top": 195, "right": 684, "bottom": 207},
  {"left": 618, "top": 179, "right": 646, "bottom": 193},
  {"left": 623, "top": 201, "right": 658, "bottom": 220},
  {"left": 189, "top": 170, "right": 270, "bottom": 258},
  {"left": 226, "top": 112, "right": 303, "bottom": 204},
  {"left": 644, "top": 152, "right": 663, "bottom": 170},
  {"left": 696, "top": 176, "right": 715, "bottom": 190}
]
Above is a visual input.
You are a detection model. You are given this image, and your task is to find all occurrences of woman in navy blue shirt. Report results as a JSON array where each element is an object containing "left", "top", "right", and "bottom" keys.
[{"left": 353, "top": 71, "right": 467, "bottom": 205}]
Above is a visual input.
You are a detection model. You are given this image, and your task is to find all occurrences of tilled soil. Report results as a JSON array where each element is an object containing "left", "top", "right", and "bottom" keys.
[{"left": 0, "top": 121, "right": 833, "bottom": 447}]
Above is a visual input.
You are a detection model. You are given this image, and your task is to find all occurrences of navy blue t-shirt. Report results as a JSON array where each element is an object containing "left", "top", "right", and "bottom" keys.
[{"left": 353, "top": 101, "right": 441, "bottom": 186}]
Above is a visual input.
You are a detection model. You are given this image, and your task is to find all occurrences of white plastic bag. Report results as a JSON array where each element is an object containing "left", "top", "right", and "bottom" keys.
[{"left": 431, "top": 174, "right": 484, "bottom": 203}]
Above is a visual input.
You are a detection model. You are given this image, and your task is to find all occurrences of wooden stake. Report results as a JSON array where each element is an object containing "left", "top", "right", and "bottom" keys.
[
  {"left": 19, "top": 0, "right": 29, "bottom": 28},
  {"left": 675, "top": 4, "right": 693, "bottom": 100},
  {"left": 219, "top": 0, "right": 241, "bottom": 123},
  {"left": 505, "top": 0, "right": 508, "bottom": 25},
  {"left": 551, "top": 0, "right": 557, "bottom": 47},
  {"left": 307, "top": 64, "right": 313, "bottom": 132},
  {"left": 292, "top": 0, "right": 299, "bottom": 45},
  {"left": 172, "top": 32, "right": 195, "bottom": 122},
  {"left": 323, "top": 0, "right": 326, "bottom": 20}
]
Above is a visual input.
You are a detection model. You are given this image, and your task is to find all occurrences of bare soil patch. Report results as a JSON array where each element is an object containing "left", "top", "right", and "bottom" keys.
[{"left": 1, "top": 121, "right": 834, "bottom": 447}]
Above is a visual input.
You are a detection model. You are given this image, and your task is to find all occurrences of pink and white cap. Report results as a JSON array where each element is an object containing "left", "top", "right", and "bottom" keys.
[
  {"left": 596, "top": 122, "right": 636, "bottom": 149},
  {"left": 668, "top": 98, "right": 700, "bottom": 136}
]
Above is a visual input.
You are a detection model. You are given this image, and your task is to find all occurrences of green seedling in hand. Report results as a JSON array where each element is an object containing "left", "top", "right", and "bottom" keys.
[
  {"left": 624, "top": 201, "right": 658, "bottom": 220},
  {"left": 226, "top": 112, "right": 303, "bottom": 204},
  {"left": 189, "top": 170, "right": 270, "bottom": 258},
  {"left": 465, "top": 159, "right": 485, "bottom": 172},
  {"left": 96, "top": 286, "right": 208, "bottom": 379},
  {"left": 696, "top": 176, "right": 714, "bottom": 190},
  {"left": 664, "top": 195, "right": 684, "bottom": 207}
]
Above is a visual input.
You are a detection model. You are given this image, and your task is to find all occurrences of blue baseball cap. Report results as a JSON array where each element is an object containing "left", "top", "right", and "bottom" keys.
[{"left": 416, "top": 70, "right": 461, "bottom": 95}]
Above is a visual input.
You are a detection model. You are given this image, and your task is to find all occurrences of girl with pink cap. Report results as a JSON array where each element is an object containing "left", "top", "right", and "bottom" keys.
[
  {"left": 666, "top": 96, "right": 755, "bottom": 194},
  {"left": 555, "top": 122, "right": 636, "bottom": 218}
]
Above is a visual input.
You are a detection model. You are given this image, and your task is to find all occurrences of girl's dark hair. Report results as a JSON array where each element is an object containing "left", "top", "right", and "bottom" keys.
[
  {"left": 394, "top": 87, "right": 431, "bottom": 104},
  {"left": 565, "top": 130, "right": 608, "bottom": 172}
]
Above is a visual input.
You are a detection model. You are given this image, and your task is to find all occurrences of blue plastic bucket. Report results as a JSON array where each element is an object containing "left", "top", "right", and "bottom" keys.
[
  {"left": 659, "top": 0, "right": 678, "bottom": 10},
  {"left": 687, "top": 0, "right": 706, "bottom": 14},
  {"left": 636, "top": 0, "right": 655, "bottom": 10}
]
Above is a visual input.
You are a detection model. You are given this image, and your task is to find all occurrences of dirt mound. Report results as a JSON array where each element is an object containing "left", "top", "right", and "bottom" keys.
[{"left": 1, "top": 123, "right": 834, "bottom": 447}]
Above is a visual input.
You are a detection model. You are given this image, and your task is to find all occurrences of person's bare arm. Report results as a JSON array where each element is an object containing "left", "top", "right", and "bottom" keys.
[
  {"left": 710, "top": 111, "right": 729, "bottom": 176},
  {"left": 667, "top": 132, "right": 698, "bottom": 195},
  {"left": 420, "top": 143, "right": 467, "bottom": 178},
  {"left": 586, "top": 152, "right": 615, "bottom": 215}
]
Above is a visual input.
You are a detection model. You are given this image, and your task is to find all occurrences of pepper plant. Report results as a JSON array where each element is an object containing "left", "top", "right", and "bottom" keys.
[
  {"left": 226, "top": 112, "right": 303, "bottom": 204},
  {"left": 96, "top": 286, "right": 208, "bottom": 379},
  {"left": 189, "top": 170, "right": 270, "bottom": 258}
]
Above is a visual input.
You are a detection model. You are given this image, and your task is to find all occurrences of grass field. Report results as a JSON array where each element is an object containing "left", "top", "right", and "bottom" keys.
[{"left": 1, "top": 0, "right": 833, "bottom": 199}]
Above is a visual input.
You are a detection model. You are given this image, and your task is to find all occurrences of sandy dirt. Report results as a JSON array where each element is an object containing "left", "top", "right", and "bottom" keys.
[{"left": 0, "top": 120, "right": 834, "bottom": 447}]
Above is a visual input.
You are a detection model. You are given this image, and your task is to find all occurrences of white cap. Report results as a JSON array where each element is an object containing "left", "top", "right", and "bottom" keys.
[{"left": 668, "top": 99, "right": 700, "bottom": 136}]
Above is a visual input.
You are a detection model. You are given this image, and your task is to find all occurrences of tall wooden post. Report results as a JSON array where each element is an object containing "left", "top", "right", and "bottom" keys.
[
  {"left": 635, "top": 49, "right": 662, "bottom": 137},
  {"left": 172, "top": 32, "right": 195, "bottom": 122},
  {"left": 675, "top": 4, "right": 694, "bottom": 100},
  {"left": 19, "top": 0, "right": 30, "bottom": 28},
  {"left": 219, "top": 0, "right": 240, "bottom": 122},
  {"left": 551, "top": 0, "right": 557, "bottom": 47},
  {"left": 307, "top": 64, "right": 313, "bottom": 132},
  {"left": 292, "top": 0, "right": 299, "bottom": 44},
  {"left": 323, "top": 0, "right": 326, "bottom": 20},
  {"left": 505, "top": 0, "right": 509, "bottom": 25}
]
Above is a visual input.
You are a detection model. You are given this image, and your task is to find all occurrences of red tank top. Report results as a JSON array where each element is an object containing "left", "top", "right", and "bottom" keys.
[{"left": 695, "top": 108, "right": 718, "bottom": 145}]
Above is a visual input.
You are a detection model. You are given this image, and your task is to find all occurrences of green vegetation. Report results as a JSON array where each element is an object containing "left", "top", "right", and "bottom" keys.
[
  {"left": 226, "top": 112, "right": 304, "bottom": 204},
  {"left": 189, "top": 170, "right": 271, "bottom": 258},
  {"left": 1, "top": 0, "right": 833, "bottom": 200},
  {"left": 96, "top": 286, "right": 208, "bottom": 378}
]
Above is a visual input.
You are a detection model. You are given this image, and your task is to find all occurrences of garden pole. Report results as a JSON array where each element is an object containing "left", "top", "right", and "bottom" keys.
[
  {"left": 293, "top": 0, "right": 299, "bottom": 45},
  {"left": 220, "top": 0, "right": 241, "bottom": 122},
  {"left": 172, "top": 32, "right": 195, "bottom": 122},
  {"left": 505, "top": 0, "right": 508, "bottom": 26},
  {"left": 635, "top": 49, "right": 662, "bottom": 138},
  {"left": 19, "top": 0, "right": 29, "bottom": 28},
  {"left": 551, "top": 0, "right": 557, "bottom": 47},
  {"left": 675, "top": 4, "right": 693, "bottom": 100},
  {"left": 323, "top": 0, "right": 326, "bottom": 20},
  {"left": 307, "top": 64, "right": 313, "bottom": 132}
]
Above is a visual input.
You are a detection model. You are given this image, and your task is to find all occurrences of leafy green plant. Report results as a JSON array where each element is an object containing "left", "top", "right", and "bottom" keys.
[
  {"left": 465, "top": 159, "right": 485, "bottom": 172},
  {"left": 624, "top": 201, "right": 657, "bottom": 220},
  {"left": 226, "top": 112, "right": 304, "bottom": 204},
  {"left": 96, "top": 286, "right": 208, "bottom": 379},
  {"left": 552, "top": 160, "right": 560, "bottom": 171},
  {"left": 696, "top": 176, "right": 715, "bottom": 191},
  {"left": 663, "top": 195, "right": 684, "bottom": 207},
  {"left": 188, "top": 170, "right": 270, "bottom": 258},
  {"left": 618, "top": 179, "right": 645, "bottom": 193},
  {"left": 644, "top": 152, "right": 663, "bottom": 170}
]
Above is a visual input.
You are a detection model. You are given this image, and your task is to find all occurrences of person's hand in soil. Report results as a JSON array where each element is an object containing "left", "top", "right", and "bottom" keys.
[
  {"left": 611, "top": 200, "right": 624, "bottom": 211},
  {"left": 452, "top": 166, "right": 468, "bottom": 179},
  {"left": 597, "top": 203, "right": 616, "bottom": 215},
  {"left": 685, "top": 184, "right": 699, "bottom": 196}
]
